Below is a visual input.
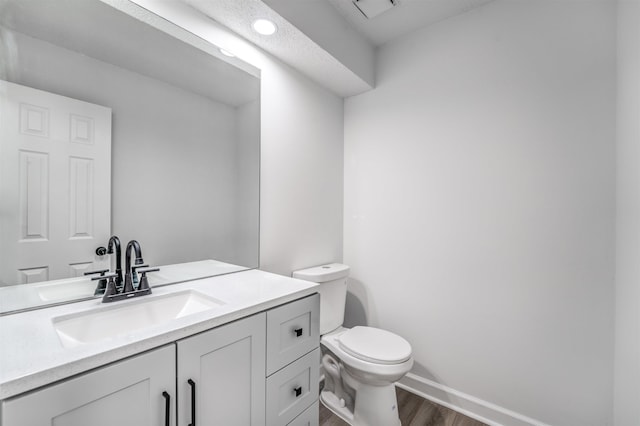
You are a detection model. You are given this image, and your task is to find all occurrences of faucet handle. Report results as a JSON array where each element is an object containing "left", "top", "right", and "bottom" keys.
[
  {"left": 131, "top": 264, "right": 149, "bottom": 271},
  {"left": 137, "top": 268, "right": 159, "bottom": 293},
  {"left": 131, "top": 264, "right": 149, "bottom": 286},
  {"left": 90, "top": 272, "right": 117, "bottom": 296},
  {"left": 90, "top": 272, "right": 117, "bottom": 281},
  {"left": 85, "top": 269, "right": 110, "bottom": 296},
  {"left": 101, "top": 274, "right": 120, "bottom": 302},
  {"left": 84, "top": 268, "right": 110, "bottom": 277}
]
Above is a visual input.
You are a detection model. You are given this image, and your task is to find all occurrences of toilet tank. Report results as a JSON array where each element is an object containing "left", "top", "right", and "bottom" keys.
[{"left": 292, "top": 263, "right": 350, "bottom": 335}]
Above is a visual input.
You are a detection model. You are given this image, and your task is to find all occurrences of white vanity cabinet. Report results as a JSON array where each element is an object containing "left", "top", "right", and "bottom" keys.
[
  {"left": 177, "top": 312, "right": 266, "bottom": 426},
  {"left": 0, "top": 293, "right": 320, "bottom": 426},
  {"left": 176, "top": 292, "right": 321, "bottom": 426},
  {"left": 1, "top": 345, "right": 176, "bottom": 426}
]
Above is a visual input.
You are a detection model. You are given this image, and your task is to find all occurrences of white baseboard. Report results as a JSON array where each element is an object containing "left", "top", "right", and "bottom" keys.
[{"left": 397, "top": 373, "right": 552, "bottom": 426}]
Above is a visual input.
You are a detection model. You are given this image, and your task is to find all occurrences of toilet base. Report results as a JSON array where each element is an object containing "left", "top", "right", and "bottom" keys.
[
  {"left": 320, "top": 390, "right": 354, "bottom": 424},
  {"left": 319, "top": 330, "right": 408, "bottom": 426},
  {"left": 320, "top": 379, "right": 401, "bottom": 426}
]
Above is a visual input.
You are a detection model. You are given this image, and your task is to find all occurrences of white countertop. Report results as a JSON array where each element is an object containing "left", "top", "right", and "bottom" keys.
[
  {"left": 0, "top": 259, "right": 248, "bottom": 314},
  {"left": 0, "top": 268, "right": 318, "bottom": 400}
]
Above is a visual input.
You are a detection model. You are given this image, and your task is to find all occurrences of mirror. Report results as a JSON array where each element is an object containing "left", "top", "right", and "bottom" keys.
[{"left": 0, "top": 0, "right": 260, "bottom": 313}]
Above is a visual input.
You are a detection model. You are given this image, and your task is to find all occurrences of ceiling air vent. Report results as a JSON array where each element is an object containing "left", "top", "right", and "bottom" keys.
[{"left": 352, "top": 0, "right": 398, "bottom": 19}]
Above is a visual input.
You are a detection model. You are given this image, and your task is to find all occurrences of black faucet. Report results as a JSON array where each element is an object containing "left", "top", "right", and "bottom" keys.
[
  {"left": 123, "top": 240, "right": 146, "bottom": 293},
  {"left": 97, "top": 239, "right": 157, "bottom": 303},
  {"left": 107, "top": 236, "right": 123, "bottom": 288}
]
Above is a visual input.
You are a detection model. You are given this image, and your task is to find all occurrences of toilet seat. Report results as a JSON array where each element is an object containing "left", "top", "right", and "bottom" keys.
[
  {"left": 322, "top": 327, "right": 413, "bottom": 380},
  {"left": 338, "top": 326, "right": 411, "bottom": 365},
  {"left": 320, "top": 326, "right": 414, "bottom": 426}
]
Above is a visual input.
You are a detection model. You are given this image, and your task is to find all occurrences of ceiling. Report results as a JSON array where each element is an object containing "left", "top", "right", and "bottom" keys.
[
  {"left": 326, "top": 0, "right": 496, "bottom": 47},
  {"left": 15, "top": 0, "right": 493, "bottom": 99},
  {"left": 4, "top": 0, "right": 495, "bottom": 99},
  {"left": 187, "top": 0, "right": 495, "bottom": 97},
  {"left": 182, "top": 0, "right": 374, "bottom": 97}
]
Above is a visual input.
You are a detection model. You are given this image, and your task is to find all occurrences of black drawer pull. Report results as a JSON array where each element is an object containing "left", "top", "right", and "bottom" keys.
[
  {"left": 294, "top": 386, "right": 302, "bottom": 397},
  {"left": 162, "top": 391, "right": 170, "bottom": 426},
  {"left": 294, "top": 328, "right": 303, "bottom": 337},
  {"left": 188, "top": 379, "right": 196, "bottom": 426}
]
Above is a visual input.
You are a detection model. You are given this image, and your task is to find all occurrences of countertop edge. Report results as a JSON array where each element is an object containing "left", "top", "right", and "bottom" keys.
[{"left": 0, "top": 285, "right": 318, "bottom": 400}]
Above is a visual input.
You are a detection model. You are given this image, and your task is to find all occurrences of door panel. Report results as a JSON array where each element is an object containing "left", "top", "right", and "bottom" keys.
[
  {"left": 1, "top": 345, "right": 176, "bottom": 426},
  {"left": 177, "top": 313, "right": 266, "bottom": 426},
  {"left": 0, "top": 80, "right": 111, "bottom": 285}
]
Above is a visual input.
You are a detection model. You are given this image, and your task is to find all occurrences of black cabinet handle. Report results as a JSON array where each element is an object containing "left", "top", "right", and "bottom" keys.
[
  {"left": 294, "top": 386, "right": 302, "bottom": 397},
  {"left": 188, "top": 379, "right": 196, "bottom": 426},
  {"left": 294, "top": 328, "right": 303, "bottom": 337},
  {"left": 162, "top": 391, "right": 170, "bottom": 426}
]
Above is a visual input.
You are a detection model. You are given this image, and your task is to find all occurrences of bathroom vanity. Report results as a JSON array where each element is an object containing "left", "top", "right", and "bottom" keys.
[{"left": 0, "top": 269, "right": 320, "bottom": 426}]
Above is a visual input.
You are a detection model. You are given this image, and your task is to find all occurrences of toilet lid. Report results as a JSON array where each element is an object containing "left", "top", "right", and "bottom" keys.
[{"left": 338, "top": 326, "right": 411, "bottom": 365}]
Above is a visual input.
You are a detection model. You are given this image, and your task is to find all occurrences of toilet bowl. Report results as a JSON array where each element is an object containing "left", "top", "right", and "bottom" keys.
[
  {"left": 292, "top": 264, "right": 413, "bottom": 426},
  {"left": 320, "top": 327, "right": 413, "bottom": 426}
]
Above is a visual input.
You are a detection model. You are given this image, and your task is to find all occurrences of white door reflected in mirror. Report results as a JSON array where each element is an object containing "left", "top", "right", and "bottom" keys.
[{"left": 0, "top": 81, "right": 112, "bottom": 286}]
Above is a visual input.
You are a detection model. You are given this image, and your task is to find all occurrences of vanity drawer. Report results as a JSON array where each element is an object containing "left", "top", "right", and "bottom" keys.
[
  {"left": 287, "top": 400, "right": 319, "bottom": 426},
  {"left": 266, "top": 347, "right": 320, "bottom": 426},
  {"left": 266, "top": 293, "right": 320, "bottom": 375}
]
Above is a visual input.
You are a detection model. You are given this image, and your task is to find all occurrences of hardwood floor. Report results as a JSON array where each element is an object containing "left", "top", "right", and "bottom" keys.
[{"left": 319, "top": 386, "right": 487, "bottom": 426}]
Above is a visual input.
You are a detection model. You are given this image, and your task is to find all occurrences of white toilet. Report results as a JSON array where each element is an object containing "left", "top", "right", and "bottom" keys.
[{"left": 293, "top": 264, "right": 413, "bottom": 426}]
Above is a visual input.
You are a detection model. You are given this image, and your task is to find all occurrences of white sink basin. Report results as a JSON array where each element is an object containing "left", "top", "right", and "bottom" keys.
[
  {"left": 53, "top": 290, "right": 225, "bottom": 348},
  {"left": 37, "top": 280, "right": 95, "bottom": 302}
]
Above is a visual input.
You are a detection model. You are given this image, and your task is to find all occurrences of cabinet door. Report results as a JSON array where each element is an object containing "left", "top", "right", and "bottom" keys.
[
  {"left": 1, "top": 345, "right": 176, "bottom": 426},
  {"left": 177, "top": 313, "right": 266, "bottom": 426}
]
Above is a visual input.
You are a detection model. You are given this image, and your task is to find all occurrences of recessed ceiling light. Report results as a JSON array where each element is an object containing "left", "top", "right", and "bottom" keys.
[
  {"left": 219, "top": 48, "right": 235, "bottom": 57},
  {"left": 252, "top": 19, "right": 277, "bottom": 36}
]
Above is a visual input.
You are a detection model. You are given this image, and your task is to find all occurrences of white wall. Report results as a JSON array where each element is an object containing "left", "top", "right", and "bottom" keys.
[
  {"left": 344, "top": 1, "right": 616, "bottom": 425},
  {"left": 235, "top": 99, "right": 261, "bottom": 266},
  {"left": 259, "top": 63, "right": 344, "bottom": 275},
  {"left": 134, "top": 1, "right": 345, "bottom": 277},
  {"left": 614, "top": 1, "right": 640, "bottom": 424}
]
